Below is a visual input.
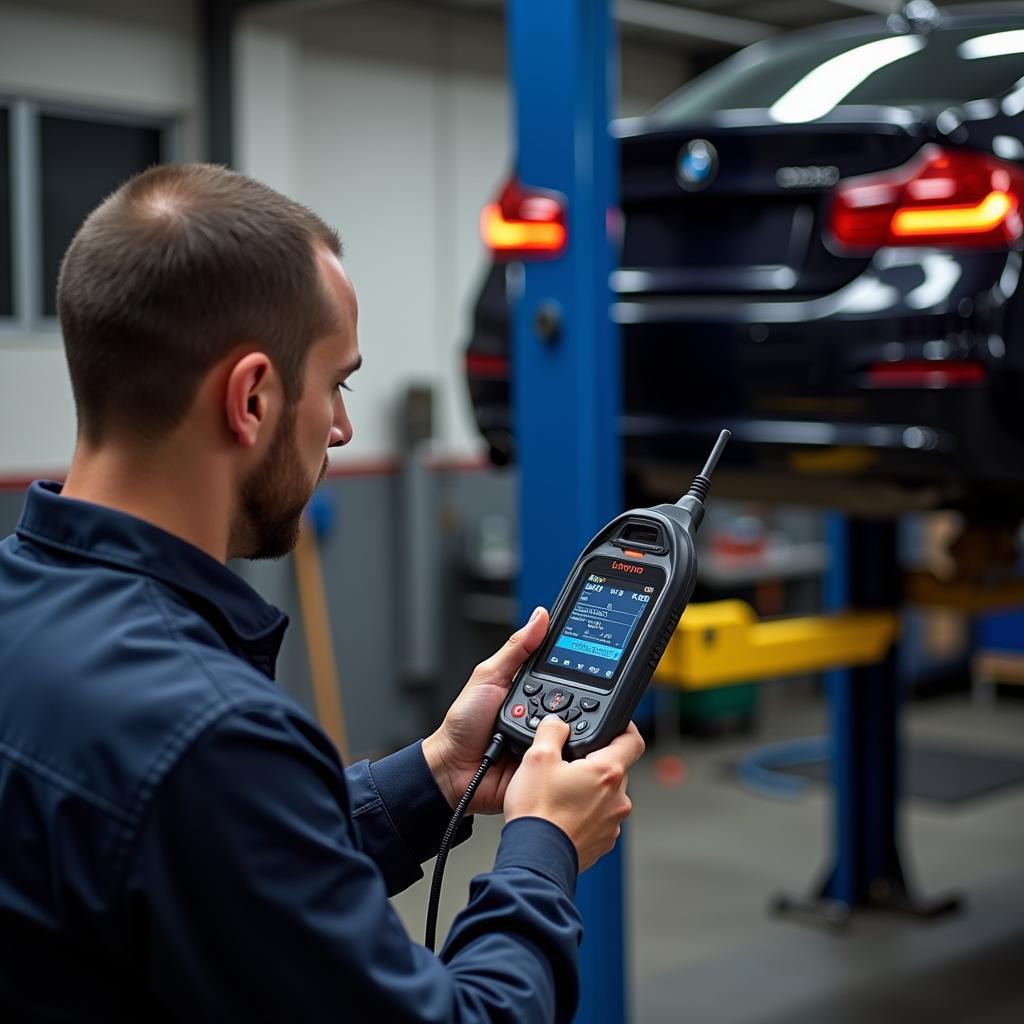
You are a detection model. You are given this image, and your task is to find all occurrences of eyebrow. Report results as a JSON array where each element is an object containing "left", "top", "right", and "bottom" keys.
[{"left": 337, "top": 354, "right": 363, "bottom": 377}]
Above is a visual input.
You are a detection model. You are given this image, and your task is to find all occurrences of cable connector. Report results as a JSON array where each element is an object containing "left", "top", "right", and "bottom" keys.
[{"left": 483, "top": 732, "right": 506, "bottom": 762}]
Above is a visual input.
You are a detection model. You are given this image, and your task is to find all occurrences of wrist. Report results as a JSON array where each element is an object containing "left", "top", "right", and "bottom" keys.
[{"left": 422, "top": 731, "right": 457, "bottom": 809}]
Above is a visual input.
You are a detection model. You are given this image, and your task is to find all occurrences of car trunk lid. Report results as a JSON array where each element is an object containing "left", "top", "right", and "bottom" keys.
[{"left": 618, "top": 114, "right": 929, "bottom": 298}]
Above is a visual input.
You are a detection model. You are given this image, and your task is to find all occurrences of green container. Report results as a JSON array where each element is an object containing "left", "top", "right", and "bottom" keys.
[{"left": 677, "top": 683, "right": 758, "bottom": 736}]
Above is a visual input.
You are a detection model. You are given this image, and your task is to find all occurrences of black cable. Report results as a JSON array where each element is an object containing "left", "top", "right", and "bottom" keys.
[{"left": 425, "top": 733, "right": 505, "bottom": 953}]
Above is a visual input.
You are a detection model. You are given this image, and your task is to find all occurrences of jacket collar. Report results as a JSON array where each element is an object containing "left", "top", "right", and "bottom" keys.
[{"left": 16, "top": 481, "right": 289, "bottom": 675}]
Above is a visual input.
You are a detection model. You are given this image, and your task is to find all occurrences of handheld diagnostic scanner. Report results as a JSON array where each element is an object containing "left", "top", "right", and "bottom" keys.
[
  {"left": 424, "top": 430, "right": 730, "bottom": 951},
  {"left": 497, "top": 429, "right": 731, "bottom": 759}
]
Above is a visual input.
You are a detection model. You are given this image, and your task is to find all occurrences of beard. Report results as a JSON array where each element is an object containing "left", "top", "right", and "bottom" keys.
[{"left": 230, "top": 409, "right": 330, "bottom": 561}]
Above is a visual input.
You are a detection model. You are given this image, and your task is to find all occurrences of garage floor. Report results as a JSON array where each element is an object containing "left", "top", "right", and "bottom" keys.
[{"left": 390, "top": 687, "right": 1024, "bottom": 1023}]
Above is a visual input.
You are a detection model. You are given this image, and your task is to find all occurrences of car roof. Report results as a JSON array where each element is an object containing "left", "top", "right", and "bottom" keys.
[{"left": 617, "top": 3, "right": 1024, "bottom": 137}]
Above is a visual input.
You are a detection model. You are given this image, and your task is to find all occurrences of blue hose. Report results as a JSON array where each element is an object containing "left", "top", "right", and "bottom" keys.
[{"left": 737, "top": 735, "right": 832, "bottom": 800}]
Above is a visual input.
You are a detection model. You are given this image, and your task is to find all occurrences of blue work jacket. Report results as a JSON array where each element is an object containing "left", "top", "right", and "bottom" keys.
[{"left": 0, "top": 482, "right": 582, "bottom": 1022}]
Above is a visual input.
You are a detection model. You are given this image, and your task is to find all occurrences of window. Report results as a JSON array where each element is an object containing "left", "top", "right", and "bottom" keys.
[
  {"left": 40, "top": 115, "right": 163, "bottom": 318},
  {"left": 1, "top": 99, "right": 177, "bottom": 331}
]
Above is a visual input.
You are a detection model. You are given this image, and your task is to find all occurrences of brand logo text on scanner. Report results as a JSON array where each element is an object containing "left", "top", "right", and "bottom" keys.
[{"left": 611, "top": 561, "right": 645, "bottom": 574}]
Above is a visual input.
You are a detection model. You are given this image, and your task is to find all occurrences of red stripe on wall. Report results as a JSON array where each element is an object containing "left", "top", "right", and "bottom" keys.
[
  {"left": 0, "top": 454, "right": 492, "bottom": 493},
  {"left": 0, "top": 471, "right": 67, "bottom": 494}
]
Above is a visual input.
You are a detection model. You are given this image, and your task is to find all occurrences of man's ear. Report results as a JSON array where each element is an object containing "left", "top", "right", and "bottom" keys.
[{"left": 225, "top": 352, "right": 275, "bottom": 448}]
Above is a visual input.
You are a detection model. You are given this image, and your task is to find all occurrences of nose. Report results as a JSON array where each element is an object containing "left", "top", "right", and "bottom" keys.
[{"left": 329, "top": 402, "right": 353, "bottom": 448}]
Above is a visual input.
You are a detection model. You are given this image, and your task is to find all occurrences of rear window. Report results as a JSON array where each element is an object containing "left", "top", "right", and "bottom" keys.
[{"left": 650, "top": 23, "right": 1024, "bottom": 125}]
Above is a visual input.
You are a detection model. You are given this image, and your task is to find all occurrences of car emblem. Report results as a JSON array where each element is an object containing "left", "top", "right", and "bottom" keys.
[
  {"left": 676, "top": 139, "right": 718, "bottom": 191},
  {"left": 776, "top": 165, "right": 840, "bottom": 189}
]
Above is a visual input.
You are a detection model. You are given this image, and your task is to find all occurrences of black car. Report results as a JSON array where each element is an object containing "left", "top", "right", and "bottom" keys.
[{"left": 465, "top": 3, "right": 1024, "bottom": 516}]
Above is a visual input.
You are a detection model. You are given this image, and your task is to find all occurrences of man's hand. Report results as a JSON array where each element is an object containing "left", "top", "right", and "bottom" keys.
[
  {"left": 504, "top": 716, "right": 644, "bottom": 872},
  {"left": 422, "top": 607, "right": 549, "bottom": 813}
]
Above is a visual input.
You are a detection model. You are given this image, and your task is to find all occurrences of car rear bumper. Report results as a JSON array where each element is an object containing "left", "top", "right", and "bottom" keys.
[{"left": 466, "top": 249, "right": 1024, "bottom": 510}]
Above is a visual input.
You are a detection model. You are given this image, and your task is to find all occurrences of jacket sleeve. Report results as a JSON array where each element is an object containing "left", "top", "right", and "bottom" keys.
[
  {"left": 344, "top": 741, "right": 473, "bottom": 896},
  {"left": 116, "top": 705, "right": 582, "bottom": 1024}
]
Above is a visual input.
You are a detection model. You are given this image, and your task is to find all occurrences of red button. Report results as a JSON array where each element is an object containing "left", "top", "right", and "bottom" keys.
[{"left": 511, "top": 704, "right": 527, "bottom": 718}]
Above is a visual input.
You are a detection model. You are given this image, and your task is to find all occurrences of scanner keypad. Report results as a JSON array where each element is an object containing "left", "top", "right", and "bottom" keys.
[
  {"left": 541, "top": 688, "right": 572, "bottom": 712},
  {"left": 513, "top": 682, "right": 601, "bottom": 732}
]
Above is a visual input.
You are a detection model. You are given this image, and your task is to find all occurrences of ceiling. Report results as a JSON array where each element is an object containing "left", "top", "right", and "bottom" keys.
[
  {"left": 429, "top": 0, "right": 1016, "bottom": 56},
  {"left": 248, "top": 0, "right": 1023, "bottom": 72}
]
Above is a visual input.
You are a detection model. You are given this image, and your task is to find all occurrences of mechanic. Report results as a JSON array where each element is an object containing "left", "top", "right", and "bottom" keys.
[{"left": 0, "top": 163, "right": 643, "bottom": 1022}]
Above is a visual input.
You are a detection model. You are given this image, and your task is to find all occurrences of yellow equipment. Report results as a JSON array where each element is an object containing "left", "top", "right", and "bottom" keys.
[{"left": 655, "top": 600, "right": 899, "bottom": 690}]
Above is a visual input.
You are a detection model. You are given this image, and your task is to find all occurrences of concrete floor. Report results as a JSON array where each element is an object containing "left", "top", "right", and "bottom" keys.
[{"left": 391, "top": 687, "right": 1024, "bottom": 1022}]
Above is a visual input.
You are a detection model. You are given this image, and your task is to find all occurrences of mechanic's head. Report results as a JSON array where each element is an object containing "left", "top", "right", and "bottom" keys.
[{"left": 57, "top": 162, "right": 360, "bottom": 560}]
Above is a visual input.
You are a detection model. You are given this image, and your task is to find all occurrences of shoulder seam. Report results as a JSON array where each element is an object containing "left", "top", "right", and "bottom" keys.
[
  {"left": 112, "top": 579, "right": 234, "bottom": 828},
  {"left": 103, "top": 580, "right": 280, "bottom": 898},
  {"left": 0, "top": 738, "right": 134, "bottom": 824},
  {"left": 142, "top": 577, "right": 233, "bottom": 700}
]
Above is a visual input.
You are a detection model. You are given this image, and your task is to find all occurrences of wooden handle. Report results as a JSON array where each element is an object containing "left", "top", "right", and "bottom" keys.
[{"left": 293, "top": 522, "right": 351, "bottom": 763}]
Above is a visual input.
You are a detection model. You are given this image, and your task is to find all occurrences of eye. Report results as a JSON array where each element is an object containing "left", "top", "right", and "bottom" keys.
[{"left": 337, "top": 381, "right": 353, "bottom": 394}]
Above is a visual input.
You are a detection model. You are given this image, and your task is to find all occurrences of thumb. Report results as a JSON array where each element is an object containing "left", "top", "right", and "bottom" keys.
[
  {"left": 530, "top": 713, "right": 569, "bottom": 756},
  {"left": 479, "top": 606, "right": 549, "bottom": 681}
]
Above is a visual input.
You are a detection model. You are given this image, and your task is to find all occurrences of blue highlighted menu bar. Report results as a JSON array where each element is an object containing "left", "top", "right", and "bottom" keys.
[{"left": 555, "top": 636, "right": 622, "bottom": 662}]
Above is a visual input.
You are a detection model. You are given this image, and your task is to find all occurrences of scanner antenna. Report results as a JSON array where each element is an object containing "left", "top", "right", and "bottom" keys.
[{"left": 679, "top": 429, "right": 731, "bottom": 506}]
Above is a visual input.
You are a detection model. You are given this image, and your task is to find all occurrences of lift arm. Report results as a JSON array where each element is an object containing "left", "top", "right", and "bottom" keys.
[{"left": 655, "top": 600, "right": 899, "bottom": 689}]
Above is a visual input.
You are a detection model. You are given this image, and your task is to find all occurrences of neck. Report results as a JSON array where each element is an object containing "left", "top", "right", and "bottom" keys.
[{"left": 61, "top": 438, "right": 233, "bottom": 563}]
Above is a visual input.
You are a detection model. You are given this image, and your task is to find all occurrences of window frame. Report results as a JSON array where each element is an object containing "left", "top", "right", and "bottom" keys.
[{"left": 0, "top": 96, "right": 180, "bottom": 341}]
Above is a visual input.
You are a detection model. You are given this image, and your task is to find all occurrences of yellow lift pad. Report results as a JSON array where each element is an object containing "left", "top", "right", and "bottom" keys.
[{"left": 655, "top": 600, "right": 900, "bottom": 690}]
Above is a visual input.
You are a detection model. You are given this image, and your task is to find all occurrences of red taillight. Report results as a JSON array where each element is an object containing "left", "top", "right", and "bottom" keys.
[
  {"left": 480, "top": 177, "right": 567, "bottom": 260},
  {"left": 867, "top": 360, "right": 986, "bottom": 388},
  {"left": 465, "top": 353, "right": 509, "bottom": 379},
  {"left": 828, "top": 146, "right": 1024, "bottom": 252}
]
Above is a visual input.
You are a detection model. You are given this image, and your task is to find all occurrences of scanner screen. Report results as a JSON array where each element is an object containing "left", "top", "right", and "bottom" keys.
[{"left": 542, "top": 568, "right": 658, "bottom": 686}]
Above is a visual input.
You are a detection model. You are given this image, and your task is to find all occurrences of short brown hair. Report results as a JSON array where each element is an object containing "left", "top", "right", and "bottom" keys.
[{"left": 57, "top": 162, "right": 341, "bottom": 442}]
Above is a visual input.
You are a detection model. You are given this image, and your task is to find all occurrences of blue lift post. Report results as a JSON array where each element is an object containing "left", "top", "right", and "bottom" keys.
[
  {"left": 776, "top": 514, "right": 959, "bottom": 923},
  {"left": 824, "top": 519, "right": 959, "bottom": 918},
  {"left": 506, "top": 2, "right": 627, "bottom": 1022}
]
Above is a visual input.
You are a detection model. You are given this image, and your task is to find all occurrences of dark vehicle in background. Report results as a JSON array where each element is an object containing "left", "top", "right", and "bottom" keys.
[{"left": 465, "top": 4, "right": 1024, "bottom": 515}]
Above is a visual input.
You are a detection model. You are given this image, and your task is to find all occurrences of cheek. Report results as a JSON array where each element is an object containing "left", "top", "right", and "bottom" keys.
[
  {"left": 297, "top": 398, "right": 334, "bottom": 454},
  {"left": 319, "top": 402, "right": 336, "bottom": 448}
]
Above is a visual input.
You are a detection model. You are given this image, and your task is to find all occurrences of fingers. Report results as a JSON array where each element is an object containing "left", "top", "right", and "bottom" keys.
[
  {"left": 476, "top": 606, "right": 549, "bottom": 682},
  {"left": 528, "top": 713, "right": 569, "bottom": 758},
  {"left": 585, "top": 721, "right": 646, "bottom": 771}
]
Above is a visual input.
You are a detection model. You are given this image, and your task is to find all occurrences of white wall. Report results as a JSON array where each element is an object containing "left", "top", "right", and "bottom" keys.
[
  {"left": 0, "top": 0, "right": 199, "bottom": 476},
  {"left": 238, "top": 0, "right": 687, "bottom": 465},
  {"left": 0, "top": 0, "right": 686, "bottom": 475}
]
